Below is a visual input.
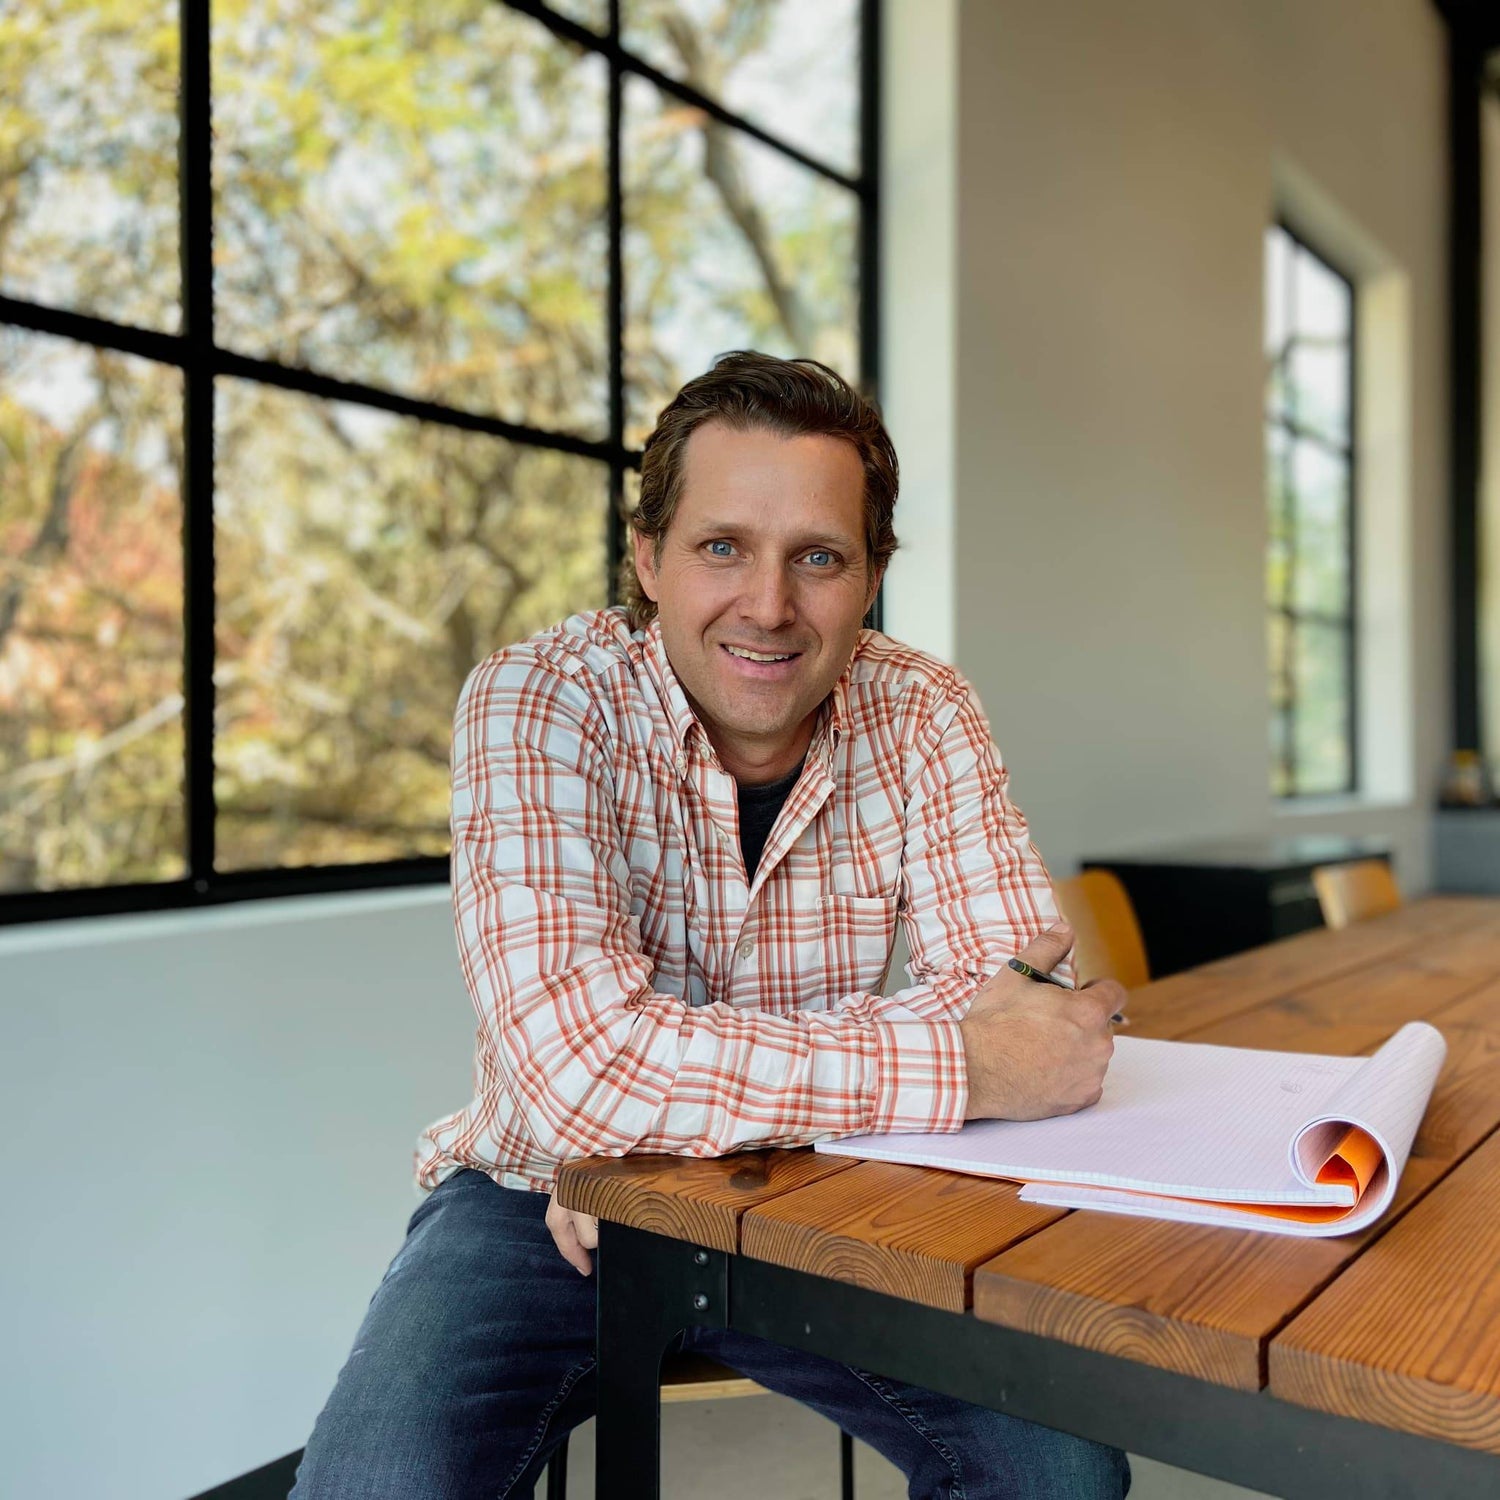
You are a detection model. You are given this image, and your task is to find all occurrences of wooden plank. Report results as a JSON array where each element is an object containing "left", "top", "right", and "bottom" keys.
[
  {"left": 1126, "top": 898, "right": 1500, "bottom": 1041},
  {"left": 970, "top": 1159, "right": 1446, "bottom": 1390},
  {"left": 972, "top": 976, "right": 1500, "bottom": 1389},
  {"left": 555, "top": 1150, "right": 853, "bottom": 1252},
  {"left": 739, "top": 1160, "right": 1063, "bottom": 1312},
  {"left": 1269, "top": 1129, "right": 1500, "bottom": 1452},
  {"left": 1399, "top": 979, "right": 1500, "bottom": 1174},
  {"left": 660, "top": 1354, "right": 767, "bottom": 1403},
  {"left": 1179, "top": 929, "right": 1500, "bottom": 1049}
]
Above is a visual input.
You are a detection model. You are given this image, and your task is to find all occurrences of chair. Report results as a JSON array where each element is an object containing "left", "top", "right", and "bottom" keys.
[
  {"left": 1054, "top": 870, "right": 1151, "bottom": 989},
  {"left": 1311, "top": 858, "right": 1402, "bottom": 930},
  {"left": 544, "top": 1352, "right": 856, "bottom": 1498}
]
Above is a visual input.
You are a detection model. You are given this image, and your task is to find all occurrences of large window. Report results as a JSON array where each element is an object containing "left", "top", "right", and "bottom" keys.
[
  {"left": 0, "top": 0, "right": 877, "bottom": 921},
  {"left": 1264, "top": 223, "right": 1356, "bottom": 798}
]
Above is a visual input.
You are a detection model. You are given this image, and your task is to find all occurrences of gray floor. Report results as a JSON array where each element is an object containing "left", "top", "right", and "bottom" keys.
[{"left": 551, "top": 1391, "right": 1272, "bottom": 1498}]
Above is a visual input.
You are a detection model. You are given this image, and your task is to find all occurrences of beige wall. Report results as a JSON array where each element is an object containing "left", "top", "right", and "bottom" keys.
[{"left": 885, "top": 0, "right": 1448, "bottom": 888}]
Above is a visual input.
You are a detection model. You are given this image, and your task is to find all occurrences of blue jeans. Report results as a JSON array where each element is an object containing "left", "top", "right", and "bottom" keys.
[{"left": 291, "top": 1169, "right": 1129, "bottom": 1499}]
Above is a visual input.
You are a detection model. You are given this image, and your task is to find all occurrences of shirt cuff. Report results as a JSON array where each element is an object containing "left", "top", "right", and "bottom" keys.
[{"left": 866, "top": 1018, "right": 969, "bottom": 1134}]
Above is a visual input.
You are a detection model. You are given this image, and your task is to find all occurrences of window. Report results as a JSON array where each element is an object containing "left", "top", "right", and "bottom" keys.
[
  {"left": 0, "top": 0, "right": 877, "bottom": 921},
  {"left": 1264, "top": 223, "right": 1356, "bottom": 798}
]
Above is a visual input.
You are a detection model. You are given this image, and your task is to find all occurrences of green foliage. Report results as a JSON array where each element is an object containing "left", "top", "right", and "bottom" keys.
[{"left": 0, "top": 0, "right": 858, "bottom": 892}]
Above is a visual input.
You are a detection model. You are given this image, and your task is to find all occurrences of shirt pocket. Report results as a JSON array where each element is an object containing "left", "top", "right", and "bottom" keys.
[{"left": 820, "top": 892, "right": 900, "bottom": 1001}]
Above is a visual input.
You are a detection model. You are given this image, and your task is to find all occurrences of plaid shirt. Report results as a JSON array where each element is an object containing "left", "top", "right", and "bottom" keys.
[{"left": 415, "top": 608, "right": 1068, "bottom": 1194}]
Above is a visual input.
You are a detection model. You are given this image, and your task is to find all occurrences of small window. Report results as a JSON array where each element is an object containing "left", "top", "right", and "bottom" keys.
[{"left": 1264, "top": 224, "right": 1357, "bottom": 798}]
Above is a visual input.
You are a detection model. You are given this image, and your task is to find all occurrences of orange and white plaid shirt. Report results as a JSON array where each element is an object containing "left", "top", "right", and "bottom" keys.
[{"left": 415, "top": 607, "right": 1068, "bottom": 1195}]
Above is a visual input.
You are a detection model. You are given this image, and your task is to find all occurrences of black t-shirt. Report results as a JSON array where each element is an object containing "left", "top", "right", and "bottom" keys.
[{"left": 737, "top": 759, "right": 806, "bottom": 883}]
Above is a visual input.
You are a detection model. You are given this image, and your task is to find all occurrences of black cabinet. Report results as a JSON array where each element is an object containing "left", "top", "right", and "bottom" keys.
[{"left": 1081, "top": 835, "right": 1393, "bottom": 979}]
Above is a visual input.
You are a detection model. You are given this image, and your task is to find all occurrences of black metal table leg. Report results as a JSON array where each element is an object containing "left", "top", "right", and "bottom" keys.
[
  {"left": 593, "top": 1219, "right": 1500, "bottom": 1500},
  {"left": 594, "top": 1222, "right": 729, "bottom": 1500}
]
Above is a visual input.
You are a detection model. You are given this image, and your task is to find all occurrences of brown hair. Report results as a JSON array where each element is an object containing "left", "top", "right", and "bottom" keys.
[{"left": 620, "top": 351, "right": 900, "bottom": 629}]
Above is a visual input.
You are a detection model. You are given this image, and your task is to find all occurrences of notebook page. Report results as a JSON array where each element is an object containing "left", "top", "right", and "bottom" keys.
[
  {"left": 1012, "top": 1024, "right": 1446, "bottom": 1236},
  {"left": 817, "top": 1036, "right": 1368, "bottom": 1205},
  {"left": 1013, "top": 1182, "right": 1374, "bottom": 1239},
  {"left": 1288, "top": 1020, "right": 1446, "bottom": 1188}
]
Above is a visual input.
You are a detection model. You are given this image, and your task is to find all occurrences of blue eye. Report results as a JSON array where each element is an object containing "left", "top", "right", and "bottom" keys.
[
  {"left": 707, "top": 540, "right": 734, "bottom": 557},
  {"left": 806, "top": 551, "right": 834, "bottom": 567}
]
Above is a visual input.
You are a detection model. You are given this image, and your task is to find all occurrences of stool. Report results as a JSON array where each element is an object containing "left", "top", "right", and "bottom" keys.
[{"left": 544, "top": 1352, "right": 855, "bottom": 1498}]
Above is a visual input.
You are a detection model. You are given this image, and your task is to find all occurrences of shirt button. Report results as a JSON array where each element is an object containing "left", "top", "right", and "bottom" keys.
[
  {"left": 718, "top": 827, "right": 733, "bottom": 845},
  {"left": 737, "top": 937, "right": 755, "bottom": 961},
  {"left": 675, "top": 751, "right": 688, "bottom": 776}
]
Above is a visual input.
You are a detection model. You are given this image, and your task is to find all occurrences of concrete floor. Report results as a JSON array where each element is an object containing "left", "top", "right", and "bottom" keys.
[{"left": 548, "top": 1392, "right": 1272, "bottom": 1498}]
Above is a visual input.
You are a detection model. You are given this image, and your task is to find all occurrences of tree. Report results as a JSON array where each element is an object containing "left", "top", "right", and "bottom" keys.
[{"left": 0, "top": 0, "right": 860, "bottom": 892}]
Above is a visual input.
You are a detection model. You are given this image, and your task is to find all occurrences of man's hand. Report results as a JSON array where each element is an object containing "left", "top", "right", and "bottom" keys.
[
  {"left": 545, "top": 1192, "right": 599, "bottom": 1276},
  {"left": 958, "top": 922, "right": 1124, "bottom": 1121}
]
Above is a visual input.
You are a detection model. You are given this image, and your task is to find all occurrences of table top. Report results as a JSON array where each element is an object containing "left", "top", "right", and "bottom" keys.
[{"left": 557, "top": 895, "right": 1500, "bottom": 1457}]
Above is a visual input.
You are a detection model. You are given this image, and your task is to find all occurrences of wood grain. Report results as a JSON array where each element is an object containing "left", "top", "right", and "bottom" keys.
[
  {"left": 555, "top": 1150, "right": 853, "bottom": 1252},
  {"left": 971, "top": 1157, "right": 1445, "bottom": 1389},
  {"left": 1126, "top": 898, "right": 1500, "bottom": 1041},
  {"left": 972, "top": 940, "right": 1500, "bottom": 1389},
  {"left": 1269, "top": 1129, "right": 1500, "bottom": 1451},
  {"left": 1180, "top": 930, "right": 1500, "bottom": 1050},
  {"left": 659, "top": 1354, "right": 767, "bottom": 1403},
  {"left": 739, "top": 1160, "right": 1063, "bottom": 1311}
]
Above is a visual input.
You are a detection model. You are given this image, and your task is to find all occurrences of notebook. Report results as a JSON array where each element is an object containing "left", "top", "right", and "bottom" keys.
[{"left": 815, "top": 1021, "right": 1447, "bottom": 1237}]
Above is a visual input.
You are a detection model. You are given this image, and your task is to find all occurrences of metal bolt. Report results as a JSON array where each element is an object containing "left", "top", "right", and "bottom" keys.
[
  {"left": 693, "top": 1250, "right": 709, "bottom": 1266},
  {"left": 691, "top": 1292, "right": 710, "bottom": 1312}
]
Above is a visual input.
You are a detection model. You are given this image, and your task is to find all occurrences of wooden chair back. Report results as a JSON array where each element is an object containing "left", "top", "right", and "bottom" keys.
[
  {"left": 1054, "top": 870, "right": 1151, "bottom": 989},
  {"left": 1311, "top": 859, "right": 1402, "bottom": 930}
]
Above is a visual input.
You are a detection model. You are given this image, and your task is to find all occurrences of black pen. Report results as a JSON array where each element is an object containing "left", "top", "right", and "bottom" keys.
[{"left": 1008, "top": 957, "right": 1127, "bottom": 1025}]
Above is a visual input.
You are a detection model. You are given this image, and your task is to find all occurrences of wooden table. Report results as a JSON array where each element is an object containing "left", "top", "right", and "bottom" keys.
[{"left": 557, "top": 896, "right": 1500, "bottom": 1499}]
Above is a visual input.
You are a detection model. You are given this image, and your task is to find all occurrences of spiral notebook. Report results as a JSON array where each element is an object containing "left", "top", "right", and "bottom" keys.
[{"left": 815, "top": 1021, "right": 1447, "bottom": 1238}]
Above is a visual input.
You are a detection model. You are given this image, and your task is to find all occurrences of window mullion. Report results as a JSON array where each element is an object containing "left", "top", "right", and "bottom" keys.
[{"left": 180, "top": 0, "right": 216, "bottom": 889}]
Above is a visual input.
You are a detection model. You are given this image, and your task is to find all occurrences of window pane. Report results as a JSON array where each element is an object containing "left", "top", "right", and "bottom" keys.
[
  {"left": 1264, "top": 225, "right": 1291, "bottom": 360},
  {"left": 0, "top": 0, "right": 180, "bottom": 330},
  {"left": 213, "top": 379, "right": 610, "bottom": 872},
  {"left": 547, "top": 0, "right": 608, "bottom": 30},
  {"left": 1291, "top": 622, "right": 1352, "bottom": 795},
  {"left": 1293, "top": 245, "right": 1352, "bottom": 342},
  {"left": 622, "top": 0, "right": 860, "bottom": 176},
  {"left": 1268, "top": 611, "right": 1292, "bottom": 797},
  {"left": 1265, "top": 424, "right": 1290, "bottom": 610},
  {"left": 1269, "top": 710, "right": 1293, "bottom": 799},
  {"left": 623, "top": 74, "right": 859, "bottom": 444},
  {"left": 214, "top": 0, "right": 609, "bottom": 436},
  {"left": 1290, "top": 438, "right": 1350, "bottom": 616},
  {"left": 1288, "top": 338, "right": 1350, "bottom": 445},
  {"left": 0, "top": 328, "right": 185, "bottom": 892}
]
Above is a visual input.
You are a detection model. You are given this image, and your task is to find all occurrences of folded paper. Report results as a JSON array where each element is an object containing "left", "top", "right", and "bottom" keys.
[{"left": 815, "top": 1022, "right": 1447, "bottom": 1238}]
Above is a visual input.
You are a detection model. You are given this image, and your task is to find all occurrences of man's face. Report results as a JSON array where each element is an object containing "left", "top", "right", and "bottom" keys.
[{"left": 634, "top": 422, "right": 882, "bottom": 783}]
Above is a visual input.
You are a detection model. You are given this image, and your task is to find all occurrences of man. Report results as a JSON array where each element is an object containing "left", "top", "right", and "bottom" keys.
[{"left": 292, "top": 353, "right": 1128, "bottom": 1498}]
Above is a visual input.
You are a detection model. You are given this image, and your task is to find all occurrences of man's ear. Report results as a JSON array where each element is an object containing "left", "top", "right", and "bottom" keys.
[
  {"left": 633, "top": 527, "right": 660, "bottom": 604},
  {"left": 865, "top": 563, "right": 886, "bottom": 615}
]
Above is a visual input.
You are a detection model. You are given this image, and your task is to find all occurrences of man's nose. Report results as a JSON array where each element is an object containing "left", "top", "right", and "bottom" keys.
[{"left": 739, "top": 559, "right": 796, "bottom": 629}]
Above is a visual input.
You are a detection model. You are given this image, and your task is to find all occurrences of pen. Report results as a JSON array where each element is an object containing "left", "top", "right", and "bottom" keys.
[{"left": 1008, "top": 957, "right": 1128, "bottom": 1025}]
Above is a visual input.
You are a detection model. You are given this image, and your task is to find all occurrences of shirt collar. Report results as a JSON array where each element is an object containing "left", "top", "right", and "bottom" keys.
[
  {"left": 642, "top": 619, "right": 704, "bottom": 764},
  {"left": 642, "top": 618, "right": 854, "bottom": 772}
]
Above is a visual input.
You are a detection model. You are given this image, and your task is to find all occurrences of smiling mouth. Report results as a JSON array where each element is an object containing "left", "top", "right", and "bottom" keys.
[{"left": 722, "top": 644, "right": 801, "bottom": 664}]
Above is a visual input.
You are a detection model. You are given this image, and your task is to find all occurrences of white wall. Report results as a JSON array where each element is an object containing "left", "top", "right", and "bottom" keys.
[
  {"left": 883, "top": 0, "right": 1448, "bottom": 891},
  {"left": 0, "top": 888, "right": 470, "bottom": 1498},
  {"left": 1, "top": 3, "right": 1453, "bottom": 1495}
]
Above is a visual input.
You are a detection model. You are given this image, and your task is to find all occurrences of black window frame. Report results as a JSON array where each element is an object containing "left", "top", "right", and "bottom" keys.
[
  {"left": 1265, "top": 218, "right": 1359, "bottom": 800},
  {"left": 0, "top": 0, "right": 883, "bottom": 926}
]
